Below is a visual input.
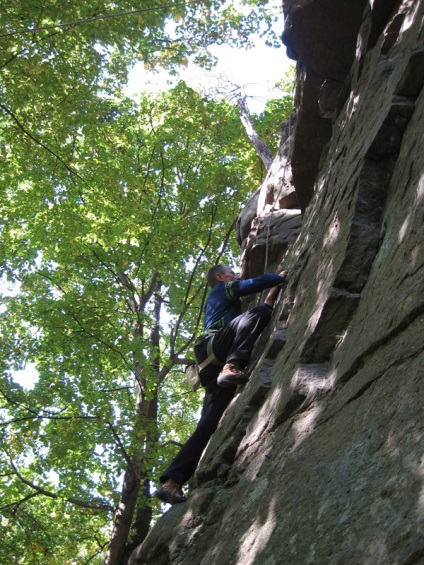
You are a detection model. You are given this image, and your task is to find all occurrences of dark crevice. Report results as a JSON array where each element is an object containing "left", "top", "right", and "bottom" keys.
[
  {"left": 402, "top": 548, "right": 424, "bottom": 565},
  {"left": 345, "top": 376, "right": 378, "bottom": 405},
  {"left": 381, "top": 12, "right": 406, "bottom": 54},
  {"left": 366, "top": 0, "right": 404, "bottom": 50},
  {"left": 396, "top": 50, "right": 424, "bottom": 97},
  {"left": 271, "top": 391, "right": 307, "bottom": 431},
  {"left": 300, "top": 289, "right": 360, "bottom": 363},
  {"left": 299, "top": 87, "right": 417, "bottom": 365}
]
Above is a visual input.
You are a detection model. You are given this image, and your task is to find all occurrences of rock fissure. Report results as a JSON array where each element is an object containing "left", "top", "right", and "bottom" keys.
[
  {"left": 344, "top": 346, "right": 420, "bottom": 406},
  {"left": 337, "top": 304, "right": 424, "bottom": 386}
]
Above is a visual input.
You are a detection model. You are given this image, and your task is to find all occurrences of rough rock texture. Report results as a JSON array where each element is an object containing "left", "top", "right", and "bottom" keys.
[
  {"left": 131, "top": 1, "right": 424, "bottom": 564},
  {"left": 237, "top": 117, "right": 302, "bottom": 279}
]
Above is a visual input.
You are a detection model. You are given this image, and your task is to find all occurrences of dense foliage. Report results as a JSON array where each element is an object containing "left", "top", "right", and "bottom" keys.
[
  {"left": 1, "top": 81, "right": 264, "bottom": 563},
  {"left": 0, "top": 1, "right": 289, "bottom": 563}
]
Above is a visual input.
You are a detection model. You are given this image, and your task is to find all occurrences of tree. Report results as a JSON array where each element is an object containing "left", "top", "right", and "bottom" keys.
[
  {"left": 1, "top": 2, "right": 284, "bottom": 561},
  {"left": 0, "top": 82, "right": 264, "bottom": 564},
  {"left": 254, "top": 65, "right": 297, "bottom": 153},
  {"left": 237, "top": 94, "right": 275, "bottom": 171},
  {"left": 198, "top": 69, "right": 296, "bottom": 174}
]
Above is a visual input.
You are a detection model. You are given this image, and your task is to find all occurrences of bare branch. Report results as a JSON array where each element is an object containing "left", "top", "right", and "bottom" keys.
[{"left": 237, "top": 94, "right": 274, "bottom": 171}]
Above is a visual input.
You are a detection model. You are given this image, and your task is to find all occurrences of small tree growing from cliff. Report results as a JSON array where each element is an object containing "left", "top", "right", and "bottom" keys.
[{"left": 200, "top": 69, "right": 296, "bottom": 173}]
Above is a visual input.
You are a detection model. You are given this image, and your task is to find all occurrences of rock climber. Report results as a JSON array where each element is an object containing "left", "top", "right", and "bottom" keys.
[{"left": 155, "top": 264, "right": 287, "bottom": 505}]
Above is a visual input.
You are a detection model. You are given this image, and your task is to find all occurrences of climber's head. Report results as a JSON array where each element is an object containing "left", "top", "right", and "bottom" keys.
[{"left": 207, "top": 265, "right": 239, "bottom": 287}]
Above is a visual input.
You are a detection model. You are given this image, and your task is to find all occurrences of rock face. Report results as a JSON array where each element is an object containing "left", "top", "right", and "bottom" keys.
[{"left": 130, "top": 1, "right": 424, "bottom": 564}]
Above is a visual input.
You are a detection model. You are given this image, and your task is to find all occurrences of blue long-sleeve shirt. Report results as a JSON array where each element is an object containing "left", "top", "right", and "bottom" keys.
[{"left": 203, "top": 273, "right": 285, "bottom": 331}]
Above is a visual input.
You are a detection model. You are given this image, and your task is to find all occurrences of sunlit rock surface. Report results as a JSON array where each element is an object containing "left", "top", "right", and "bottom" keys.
[{"left": 130, "top": 1, "right": 424, "bottom": 563}]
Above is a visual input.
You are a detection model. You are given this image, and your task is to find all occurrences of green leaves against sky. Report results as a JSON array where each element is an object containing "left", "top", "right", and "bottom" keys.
[{"left": 0, "top": 1, "right": 289, "bottom": 562}]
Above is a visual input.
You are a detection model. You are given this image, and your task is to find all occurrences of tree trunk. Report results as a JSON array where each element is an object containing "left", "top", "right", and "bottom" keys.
[
  {"left": 124, "top": 397, "right": 159, "bottom": 561},
  {"left": 237, "top": 95, "right": 274, "bottom": 171},
  {"left": 104, "top": 453, "right": 143, "bottom": 565},
  {"left": 122, "top": 480, "right": 153, "bottom": 563},
  {"left": 104, "top": 284, "right": 162, "bottom": 565}
]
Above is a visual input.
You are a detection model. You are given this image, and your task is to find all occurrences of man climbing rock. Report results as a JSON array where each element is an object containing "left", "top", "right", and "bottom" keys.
[{"left": 155, "top": 265, "right": 287, "bottom": 505}]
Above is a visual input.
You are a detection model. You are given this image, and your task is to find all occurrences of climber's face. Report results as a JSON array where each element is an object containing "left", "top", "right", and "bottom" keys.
[{"left": 217, "top": 266, "right": 239, "bottom": 283}]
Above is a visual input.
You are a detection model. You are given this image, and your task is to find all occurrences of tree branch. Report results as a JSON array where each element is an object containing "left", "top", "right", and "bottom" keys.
[
  {"left": 0, "top": 491, "right": 41, "bottom": 512},
  {"left": 68, "top": 311, "right": 133, "bottom": 370},
  {"left": 237, "top": 94, "right": 274, "bottom": 171},
  {"left": 141, "top": 272, "right": 161, "bottom": 310},
  {"left": 106, "top": 422, "right": 136, "bottom": 473},
  {"left": 169, "top": 205, "right": 217, "bottom": 357},
  {"left": 8, "top": 460, "right": 114, "bottom": 512},
  {"left": 0, "top": 413, "right": 99, "bottom": 427},
  {"left": 0, "top": 1, "right": 201, "bottom": 39},
  {"left": 160, "top": 439, "right": 183, "bottom": 448},
  {"left": 0, "top": 101, "right": 89, "bottom": 186}
]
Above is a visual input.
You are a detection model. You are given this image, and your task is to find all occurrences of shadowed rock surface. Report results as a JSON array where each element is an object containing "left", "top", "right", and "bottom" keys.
[{"left": 130, "top": 1, "right": 424, "bottom": 563}]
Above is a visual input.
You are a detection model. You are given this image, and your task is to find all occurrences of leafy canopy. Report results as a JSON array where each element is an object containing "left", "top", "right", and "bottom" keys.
[
  {"left": 0, "top": 1, "right": 285, "bottom": 561},
  {"left": 0, "top": 81, "right": 265, "bottom": 563}
]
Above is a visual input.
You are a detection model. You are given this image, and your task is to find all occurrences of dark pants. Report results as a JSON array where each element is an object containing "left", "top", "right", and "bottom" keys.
[{"left": 160, "top": 305, "right": 272, "bottom": 486}]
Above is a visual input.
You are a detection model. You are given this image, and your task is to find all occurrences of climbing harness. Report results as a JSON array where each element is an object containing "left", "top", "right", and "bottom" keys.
[{"left": 185, "top": 330, "right": 223, "bottom": 392}]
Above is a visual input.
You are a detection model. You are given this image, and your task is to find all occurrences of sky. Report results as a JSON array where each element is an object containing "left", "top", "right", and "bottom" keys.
[{"left": 125, "top": 23, "right": 293, "bottom": 114}]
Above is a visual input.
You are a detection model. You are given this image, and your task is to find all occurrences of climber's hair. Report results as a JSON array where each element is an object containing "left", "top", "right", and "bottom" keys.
[{"left": 207, "top": 265, "right": 227, "bottom": 288}]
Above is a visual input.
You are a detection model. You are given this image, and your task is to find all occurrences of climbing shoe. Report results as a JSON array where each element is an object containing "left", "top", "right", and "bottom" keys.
[
  {"left": 217, "top": 362, "right": 249, "bottom": 387},
  {"left": 154, "top": 485, "right": 187, "bottom": 505}
]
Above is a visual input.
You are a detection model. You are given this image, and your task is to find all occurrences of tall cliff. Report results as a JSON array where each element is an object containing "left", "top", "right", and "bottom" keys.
[{"left": 130, "top": 1, "right": 424, "bottom": 563}]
